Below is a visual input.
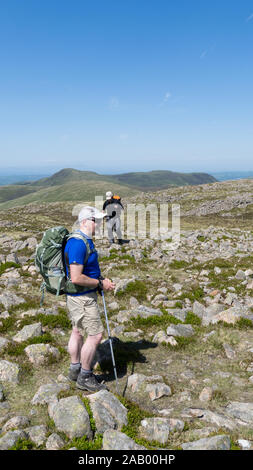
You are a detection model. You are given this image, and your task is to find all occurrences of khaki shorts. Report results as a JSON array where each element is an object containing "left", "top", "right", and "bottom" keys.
[{"left": 66, "top": 291, "right": 104, "bottom": 336}]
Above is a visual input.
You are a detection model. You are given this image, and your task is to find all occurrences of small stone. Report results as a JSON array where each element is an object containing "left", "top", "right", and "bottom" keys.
[
  {"left": 24, "top": 425, "right": 48, "bottom": 446},
  {"left": 0, "top": 360, "right": 21, "bottom": 384},
  {"left": 103, "top": 429, "right": 146, "bottom": 450},
  {"left": 139, "top": 417, "right": 184, "bottom": 444},
  {"left": 108, "top": 301, "right": 119, "bottom": 311},
  {"left": 146, "top": 383, "right": 172, "bottom": 401},
  {"left": 199, "top": 387, "right": 213, "bottom": 402},
  {"left": 46, "top": 433, "right": 65, "bottom": 450},
  {"left": 13, "top": 322, "right": 43, "bottom": 343},
  {"left": 0, "top": 337, "right": 10, "bottom": 352},
  {"left": 24, "top": 343, "right": 60, "bottom": 365},
  {"left": 181, "top": 434, "right": 231, "bottom": 450},
  {"left": 2, "top": 416, "right": 30, "bottom": 433},
  {"left": 223, "top": 343, "right": 236, "bottom": 359},
  {"left": 0, "top": 430, "right": 28, "bottom": 450},
  {"left": 235, "top": 270, "right": 246, "bottom": 280},
  {"left": 166, "top": 324, "right": 195, "bottom": 338},
  {"left": 237, "top": 439, "right": 252, "bottom": 450}
]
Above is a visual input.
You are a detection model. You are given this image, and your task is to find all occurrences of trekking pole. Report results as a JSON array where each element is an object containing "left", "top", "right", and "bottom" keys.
[{"left": 101, "top": 290, "right": 120, "bottom": 395}]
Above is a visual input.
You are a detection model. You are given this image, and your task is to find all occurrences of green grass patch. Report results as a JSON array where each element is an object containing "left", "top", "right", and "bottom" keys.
[
  {"left": 185, "top": 312, "right": 202, "bottom": 326},
  {"left": 177, "top": 287, "right": 205, "bottom": 302},
  {"left": 8, "top": 299, "right": 39, "bottom": 314},
  {"left": 0, "top": 315, "right": 17, "bottom": 334},
  {"left": 19, "top": 311, "right": 72, "bottom": 330},
  {"left": 64, "top": 434, "right": 103, "bottom": 450},
  {"left": 129, "top": 311, "right": 182, "bottom": 330},
  {"left": 162, "top": 336, "right": 196, "bottom": 350},
  {"left": 9, "top": 438, "right": 36, "bottom": 450},
  {"left": 169, "top": 260, "right": 190, "bottom": 269},
  {"left": 218, "top": 318, "right": 253, "bottom": 329},
  {"left": 81, "top": 397, "right": 96, "bottom": 433},
  {"left": 4, "top": 332, "right": 55, "bottom": 357},
  {"left": 0, "top": 261, "right": 21, "bottom": 276},
  {"left": 119, "top": 396, "right": 157, "bottom": 448},
  {"left": 116, "top": 280, "right": 148, "bottom": 302},
  {"left": 197, "top": 235, "right": 207, "bottom": 242}
]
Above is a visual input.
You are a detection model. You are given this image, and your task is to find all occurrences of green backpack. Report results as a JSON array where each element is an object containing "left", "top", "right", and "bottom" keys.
[{"left": 35, "top": 226, "right": 95, "bottom": 304}]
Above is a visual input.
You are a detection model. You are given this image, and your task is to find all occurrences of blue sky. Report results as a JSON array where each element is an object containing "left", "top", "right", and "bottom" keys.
[{"left": 0, "top": 0, "right": 253, "bottom": 175}]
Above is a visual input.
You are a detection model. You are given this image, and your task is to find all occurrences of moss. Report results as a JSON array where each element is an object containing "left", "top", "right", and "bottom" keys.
[
  {"left": 9, "top": 437, "right": 36, "bottom": 450},
  {"left": 175, "top": 301, "right": 183, "bottom": 308},
  {"left": 185, "top": 312, "right": 201, "bottom": 326},
  {"left": 128, "top": 309, "right": 182, "bottom": 331},
  {"left": 8, "top": 299, "right": 39, "bottom": 314},
  {"left": 81, "top": 397, "right": 96, "bottom": 432},
  {"left": 19, "top": 312, "right": 72, "bottom": 330},
  {"left": 169, "top": 260, "right": 190, "bottom": 269},
  {"left": 162, "top": 336, "right": 196, "bottom": 350},
  {"left": 64, "top": 434, "right": 103, "bottom": 450},
  {"left": 118, "top": 396, "right": 172, "bottom": 449},
  {"left": 177, "top": 288, "right": 204, "bottom": 302},
  {"left": 5, "top": 332, "right": 56, "bottom": 357},
  {"left": 0, "top": 316, "right": 17, "bottom": 334},
  {"left": 0, "top": 261, "right": 21, "bottom": 276},
  {"left": 116, "top": 280, "right": 148, "bottom": 302},
  {"left": 217, "top": 318, "right": 253, "bottom": 329},
  {"left": 197, "top": 235, "right": 207, "bottom": 242}
]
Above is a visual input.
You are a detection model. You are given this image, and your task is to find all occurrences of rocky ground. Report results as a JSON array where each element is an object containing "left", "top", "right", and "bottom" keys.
[{"left": 0, "top": 179, "right": 253, "bottom": 450}]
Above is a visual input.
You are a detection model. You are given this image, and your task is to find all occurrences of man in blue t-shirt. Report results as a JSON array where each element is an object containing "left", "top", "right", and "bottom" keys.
[{"left": 65, "top": 206, "right": 115, "bottom": 392}]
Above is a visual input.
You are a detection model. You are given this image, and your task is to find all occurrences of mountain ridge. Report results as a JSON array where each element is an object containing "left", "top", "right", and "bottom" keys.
[{"left": 0, "top": 168, "right": 216, "bottom": 208}]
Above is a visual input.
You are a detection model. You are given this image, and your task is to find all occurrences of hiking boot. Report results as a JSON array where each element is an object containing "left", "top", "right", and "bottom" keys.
[
  {"left": 68, "top": 365, "right": 81, "bottom": 382},
  {"left": 118, "top": 239, "right": 123, "bottom": 245},
  {"left": 76, "top": 373, "right": 108, "bottom": 392}
]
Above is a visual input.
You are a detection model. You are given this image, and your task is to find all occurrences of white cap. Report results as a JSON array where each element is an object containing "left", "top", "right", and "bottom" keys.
[
  {"left": 106, "top": 191, "right": 113, "bottom": 200},
  {"left": 78, "top": 206, "right": 106, "bottom": 223}
]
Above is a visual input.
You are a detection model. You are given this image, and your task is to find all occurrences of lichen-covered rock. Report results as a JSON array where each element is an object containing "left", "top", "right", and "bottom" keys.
[
  {"left": 127, "top": 373, "right": 164, "bottom": 393},
  {"left": 0, "top": 336, "right": 10, "bottom": 352},
  {"left": 103, "top": 429, "right": 146, "bottom": 450},
  {"left": 46, "top": 433, "right": 65, "bottom": 450},
  {"left": 146, "top": 383, "right": 172, "bottom": 401},
  {"left": 166, "top": 324, "right": 195, "bottom": 338},
  {"left": 13, "top": 322, "right": 43, "bottom": 343},
  {"left": 181, "top": 434, "right": 231, "bottom": 450},
  {"left": 0, "top": 359, "right": 21, "bottom": 384},
  {"left": 31, "top": 382, "right": 70, "bottom": 405},
  {"left": 51, "top": 395, "right": 92, "bottom": 439},
  {"left": 2, "top": 415, "right": 30, "bottom": 433},
  {"left": 0, "top": 430, "right": 28, "bottom": 450},
  {"left": 139, "top": 417, "right": 184, "bottom": 444},
  {"left": 87, "top": 390, "right": 128, "bottom": 433},
  {"left": 0, "top": 291, "right": 25, "bottom": 309},
  {"left": 24, "top": 343, "right": 60, "bottom": 365},
  {"left": 24, "top": 425, "right": 48, "bottom": 446},
  {"left": 225, "top": 402, "right": 253, "bottom": 425},
  {"left": 153, "top": 331, "right": 178, "bottom": 346}
]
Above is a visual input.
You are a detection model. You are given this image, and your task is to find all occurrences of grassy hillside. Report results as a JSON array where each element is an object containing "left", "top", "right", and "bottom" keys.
[
  {"left": 111, "top": 170, "right": 216, "bottom": 190},
  {"left": 0, "top": 180, "right": 140, "bottom": 209},
  {"left": 0, "top": 168, "right": 217, "bottom": 208}
]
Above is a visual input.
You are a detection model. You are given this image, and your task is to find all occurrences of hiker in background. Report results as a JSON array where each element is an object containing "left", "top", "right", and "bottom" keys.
[
  {"left": 64, "top": 206, "right": 115, "bottom": 392},
  {"left": 103, "top": 191, "right": 124, "bottom": 245}
]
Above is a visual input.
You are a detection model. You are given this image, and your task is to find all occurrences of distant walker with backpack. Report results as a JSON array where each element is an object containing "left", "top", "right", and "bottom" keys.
[{"left": 103, "top": 191, "right": 124, "bottom": 245}]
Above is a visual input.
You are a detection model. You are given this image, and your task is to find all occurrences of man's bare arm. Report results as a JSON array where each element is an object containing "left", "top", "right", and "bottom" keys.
[{"left": 69, "top": 264, "right": 115, "bottom": 291}]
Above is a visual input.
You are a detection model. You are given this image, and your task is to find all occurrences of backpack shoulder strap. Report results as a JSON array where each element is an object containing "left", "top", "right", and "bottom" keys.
[{"left": 66, "top": 231, "right": 96, "bottom": 266}]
